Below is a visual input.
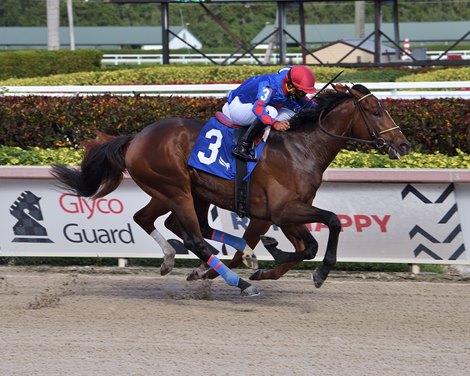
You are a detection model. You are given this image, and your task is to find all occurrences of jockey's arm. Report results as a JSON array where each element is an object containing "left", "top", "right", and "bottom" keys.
[
  {"left": 252, "top": 84, "right": 277, "bottom": 126},
  {"left": 252, "top": 97, "right": 288, "bottom": 131}
]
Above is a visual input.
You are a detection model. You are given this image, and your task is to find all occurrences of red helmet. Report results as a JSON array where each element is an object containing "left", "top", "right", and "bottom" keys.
[{"left": 288, "top": 65, "right": 316, "bottom": 94}]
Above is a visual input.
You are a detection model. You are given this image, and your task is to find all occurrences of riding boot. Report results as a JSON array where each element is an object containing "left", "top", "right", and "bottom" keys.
[{"left": 232, "top": 119, "right": 265, "bottom": 162}]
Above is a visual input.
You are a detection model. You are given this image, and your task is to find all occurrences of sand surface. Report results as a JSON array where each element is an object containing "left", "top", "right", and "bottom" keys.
[{"left": 1, "top": 266, "right": 469, "bottom": 376}]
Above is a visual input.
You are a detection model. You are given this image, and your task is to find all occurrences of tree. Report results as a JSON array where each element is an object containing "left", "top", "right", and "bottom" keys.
[{"left": 47, "top": 0, "right": 60, "bottom": 50}]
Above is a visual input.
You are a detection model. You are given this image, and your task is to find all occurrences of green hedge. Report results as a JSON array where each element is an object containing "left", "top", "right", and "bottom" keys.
[
  {"left": 397, "top": 67, "right": 470, "bottom": 82},
  {"left": 0, "top": 65, "right": 424, "bottom": 86},
  {"left": 0, "top": 95, "right": 468, "bottom": 155},
  {"left": 0, "top": 50, "right": 102, "bottom": 80},
  {"left": 1, "top": 146, "right": 469, "bottom": 169},
  {"left": 0, "top": 96, "right": 225, "bottom": 148}
]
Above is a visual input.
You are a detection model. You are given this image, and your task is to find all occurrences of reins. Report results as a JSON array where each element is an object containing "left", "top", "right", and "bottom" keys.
[{"left": 318, "top": 90, "right": 401, "bottom": 150}]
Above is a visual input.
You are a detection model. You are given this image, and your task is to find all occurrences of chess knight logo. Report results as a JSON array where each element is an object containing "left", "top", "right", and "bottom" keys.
[{"left": 10, "top": 191, "right": 53, "bottom": 243}]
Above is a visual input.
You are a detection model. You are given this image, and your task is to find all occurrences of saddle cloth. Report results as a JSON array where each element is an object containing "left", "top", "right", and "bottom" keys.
[{"left": 187, "top": 116, "right": 267, "bottom": 181}]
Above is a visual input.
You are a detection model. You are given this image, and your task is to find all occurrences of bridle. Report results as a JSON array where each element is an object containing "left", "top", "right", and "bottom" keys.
[{"left": 318, "top": 90, "right": 402, "bottom": 152}]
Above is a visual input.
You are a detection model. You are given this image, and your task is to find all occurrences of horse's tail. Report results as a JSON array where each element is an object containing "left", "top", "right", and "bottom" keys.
[{"left": 51, "top": 135, "right": 134, "bottom": 198}]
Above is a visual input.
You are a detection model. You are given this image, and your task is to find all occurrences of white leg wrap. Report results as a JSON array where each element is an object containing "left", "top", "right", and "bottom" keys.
[
  {"left": 150, "top": 229, "right": 175, "bottom": 257},
  {"left": 241, "top": 244, "right": 258, "bottom": 269},
  {"left": 243, "top": 245, "right": 255, "bottom": 257}
]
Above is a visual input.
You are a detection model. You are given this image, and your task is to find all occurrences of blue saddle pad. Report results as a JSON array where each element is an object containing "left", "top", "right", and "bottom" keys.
[{"left": 188, "top": 117, "right": 266, "bottom": 181}]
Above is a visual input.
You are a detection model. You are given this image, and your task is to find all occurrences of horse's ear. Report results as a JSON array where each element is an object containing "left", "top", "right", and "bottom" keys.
[
  {"left": 332, "top": 83, "right": 348, "bottom": 93},
  {"left": 349, "top": 84, "right": 371, "bottom": 99}
]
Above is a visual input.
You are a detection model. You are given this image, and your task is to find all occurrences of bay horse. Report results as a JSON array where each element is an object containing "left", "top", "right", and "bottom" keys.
[{"left": 51, "top": 83, "right": 410, "bottom": 297}]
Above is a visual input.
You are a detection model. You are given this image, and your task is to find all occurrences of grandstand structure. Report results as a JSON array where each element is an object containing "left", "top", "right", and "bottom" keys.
[{"left": 97, "top": 1, "right": 470, "bottom": 66}]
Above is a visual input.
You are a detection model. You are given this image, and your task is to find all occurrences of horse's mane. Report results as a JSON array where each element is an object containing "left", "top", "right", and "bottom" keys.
[{"left": 288, "top": 84, "right": 371, "bottom": 130}]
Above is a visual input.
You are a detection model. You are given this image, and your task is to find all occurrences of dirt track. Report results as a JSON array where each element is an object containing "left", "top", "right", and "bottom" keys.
[{"left": 1, "top": 266, "right": 469, "bottom": 376}]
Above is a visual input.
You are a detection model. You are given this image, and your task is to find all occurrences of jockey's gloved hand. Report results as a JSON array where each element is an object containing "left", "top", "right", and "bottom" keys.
[{"left": 273, "top": 120, "right": 290, "bottom": 132}]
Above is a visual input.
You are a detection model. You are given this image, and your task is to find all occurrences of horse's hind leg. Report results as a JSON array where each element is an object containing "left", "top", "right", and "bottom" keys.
[
  {"left": 199, "top": 213, "right": 262, "bottom": 270},
  {"left": 164, "top": 211, "right": 219, "bottom": 281},
  {"left": 133, "top": 198, "right": 176, "bottom": 275},
  {"left": 168, "top": 197, "right": 259, "bottom": 296},
  {"left": 202, "top": 218, "right": 271, "bottom": 280},
  {"left": 164, "top": 199, "right": 222, "bottom": 259}
]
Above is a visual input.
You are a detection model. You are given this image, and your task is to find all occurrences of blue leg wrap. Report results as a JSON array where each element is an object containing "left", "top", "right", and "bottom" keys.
[
  {"left": 212, "top": 230, "right": 247, "bottom": 252},
  {"left": 208, "top": 255, "right": 240, "bottom": 287}
]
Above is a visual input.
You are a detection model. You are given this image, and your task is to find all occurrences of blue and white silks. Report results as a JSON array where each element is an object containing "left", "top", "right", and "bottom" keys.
[{"left": 187, "top": 117, "right": 266, "bottom": 181}]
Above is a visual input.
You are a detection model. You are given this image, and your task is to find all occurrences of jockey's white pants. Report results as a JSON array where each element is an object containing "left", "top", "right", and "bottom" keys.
[{"left": 222, "top": 96, "right": 296, "bottom": 126}]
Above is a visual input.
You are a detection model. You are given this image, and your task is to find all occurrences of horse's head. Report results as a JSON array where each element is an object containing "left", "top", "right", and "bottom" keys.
[{"left": 346, "top": 84, "right": 411, "bottom": 159}]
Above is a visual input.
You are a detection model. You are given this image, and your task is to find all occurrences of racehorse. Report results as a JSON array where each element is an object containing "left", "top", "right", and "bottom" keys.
[{"left": 51, "top": 83, "right": 410, "bottom": 297}]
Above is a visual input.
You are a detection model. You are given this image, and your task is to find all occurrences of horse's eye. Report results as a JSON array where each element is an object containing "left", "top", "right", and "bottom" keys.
[{"left": 373, "top": 111, "right": 380, "bottom": 117}]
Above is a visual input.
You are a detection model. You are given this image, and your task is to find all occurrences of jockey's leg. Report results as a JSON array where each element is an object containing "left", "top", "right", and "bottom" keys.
[
  {"left": 223, "top": 97, "right": 276, "bottom": 162},
  {"left": 232, "top": 118, "right": 266, "bottom": 162}
]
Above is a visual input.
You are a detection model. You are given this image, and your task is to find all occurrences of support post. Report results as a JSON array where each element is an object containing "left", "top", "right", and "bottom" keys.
[
  {"left": 298, "top": 1, "right": 307, "bottom": 65},
  {"left": 409, "top": 264, "right": 420, "bottom": 274},
  {"left": 118, "top": 258, "right": 128, "bottom": 268},
  {"left": 277, "top": 0, "right": 287, "bottom": 65},
  {"left": 161, "top": 1, "right": 170, "bottom": 64},
  {"left": 392, "top": 0, "right": 400, "bottom": 61},
  {"left": 374, "top": 0, "right": 382, "bottom": 63}
]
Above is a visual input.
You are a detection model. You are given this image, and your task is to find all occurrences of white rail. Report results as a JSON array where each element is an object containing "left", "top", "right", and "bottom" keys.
[
  {"left": 1, "top": 81, "right": 469, "bottom": 99},
  {"left": 427, "top": 50, "right": 470, "bottom": 60},
  {"left": 101, "top": 51, "right": 470, "bottom": 65},
  {"left": 101, "top": 53, "right": 305, "bottom": 66}
]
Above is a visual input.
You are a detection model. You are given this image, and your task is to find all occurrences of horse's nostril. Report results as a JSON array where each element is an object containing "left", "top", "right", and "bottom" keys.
[{"left": 401, "top": 142, "right": 411, "bottom": 154}]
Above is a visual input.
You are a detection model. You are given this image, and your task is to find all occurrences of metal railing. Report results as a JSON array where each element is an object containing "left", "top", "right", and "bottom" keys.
[
  {"left": 101, "top": 50, "right": 470, "bottom": 66},
  {"left": 102, "top": 53, "right": 304, "bottom": 66},
  {"left": 1, "top": 81, "right": 469, "bottom": 99}
]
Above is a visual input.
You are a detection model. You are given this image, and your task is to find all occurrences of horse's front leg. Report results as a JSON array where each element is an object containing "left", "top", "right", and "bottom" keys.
[
  {"left": 171, "top": 203, "right": 260, "bottom": 297},
  {"left": 202, "top": 218, "right": 272, "bottom": 280},
  {"left": 269, "top": 203, "right": 341, "bottom": 288},
  {"left": 249, "top": 224, "right": 318, "bottom": 281},
  {"left": 133, "top": 198, "right": 175, "bottom": 276},
  {"left": 309, "top": 208, "right": 341, "bottom": 288},
  {"left": 199, "top": 214, "right": 264, "bottom": 270}
]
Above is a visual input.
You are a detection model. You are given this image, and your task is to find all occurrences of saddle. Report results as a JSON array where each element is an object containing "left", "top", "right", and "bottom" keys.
[
  {"left": 215, "top": 111, "right": 241, "bottom": 129},
  {"left": 188, "top": 113, "right": 269, "bottom": 218}
]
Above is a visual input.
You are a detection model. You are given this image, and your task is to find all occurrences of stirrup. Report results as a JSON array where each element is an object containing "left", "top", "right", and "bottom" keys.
[{"left": 232, "top": 146, "right": 257, "bottom": 162}]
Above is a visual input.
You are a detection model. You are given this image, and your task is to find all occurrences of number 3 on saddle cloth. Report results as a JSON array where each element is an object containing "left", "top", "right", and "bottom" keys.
[{"left": 188, "top": 112, "right": 268, "bottom": 182}]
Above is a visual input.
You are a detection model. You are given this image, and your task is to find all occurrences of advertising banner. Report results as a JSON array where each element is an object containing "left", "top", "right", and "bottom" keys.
[{"left": 1, "top": 177, "right": 469, "bottom": 264}]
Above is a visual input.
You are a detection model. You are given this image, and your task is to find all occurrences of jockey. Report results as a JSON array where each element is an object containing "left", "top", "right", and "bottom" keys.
[{"left": 222, "top": 65, "right": 317, "bottom": 162}]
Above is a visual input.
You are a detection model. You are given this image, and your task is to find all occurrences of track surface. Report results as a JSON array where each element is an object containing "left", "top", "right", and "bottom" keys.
[{"left": 1, "top": 267, "right": 469, "bottom": 376}]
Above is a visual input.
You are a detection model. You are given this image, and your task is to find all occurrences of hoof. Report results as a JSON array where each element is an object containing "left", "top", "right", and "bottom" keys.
[
  {"left": 240, "top": 285, "right": 260, "bottom": 297},
  {"left": 242, "top": 253, "right": 258, "bottom": 270},
  {"left": 260, "top": 236, "right": 278, "bottom": 248},
  {"left": 249, "top": 269, "right": 263, "bottom": 281},
  {"left": 186, "top": 269, "right": 202, "bottom": 281},
  {"left": 186, "top": 264, "right": 209, "bottom": 281},
  {"left": 312, "top": 269, "right": 325, "bottom": 288},
  {"left": 160, "top": 255, "right": 175, "bottom": 276}
]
